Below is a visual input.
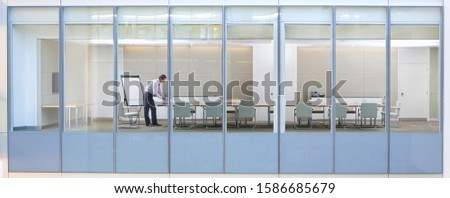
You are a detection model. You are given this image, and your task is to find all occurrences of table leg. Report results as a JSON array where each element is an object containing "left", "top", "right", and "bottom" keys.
[
  {"left": 68, "top": 107, "right": 71, "bottom": 128},
  {"left": 322, "top": 106, "right": 326, "bottom": 125},
  {"left": 267, "top": 106, "right": 271, "bottom": 126},
  {"left": 75, "top": 107, "right": 78, "bottom": 127}
]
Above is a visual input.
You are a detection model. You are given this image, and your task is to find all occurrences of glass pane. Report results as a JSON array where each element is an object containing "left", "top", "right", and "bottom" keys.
[
  {"left": 116, "top": 7, "right": 169, "bottom": 173},
  {"left": 390, "top": 8, "right": 440, "bottom": 134},
  {"left": 63, "top": 7, "right": 114, "bottom": 172},
  {"left": 390, "top": 7, "right": 442, "bottom": 174},
  {"left": 335, "top": 7, "right": 388, "bottom": 173},
  {"left": 171, "top": 7, "right": 224, "bottom": 173},
  {"left": 9, "top": 7, "right": 60, "bottom": 172},
  {"left": 226, "top": 6, "right": 278, "bottom": 173},
  {"left": 280, "top": 6, "right": 333, "bottom": 174}
]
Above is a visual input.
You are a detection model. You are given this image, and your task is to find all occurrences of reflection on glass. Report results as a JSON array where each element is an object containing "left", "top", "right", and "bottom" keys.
[
  {"left": 336, "top": 7, "right": 386, "bottom": 132},
  {"left": 390, "top": 8, "right": 440, "bottom": 133}
]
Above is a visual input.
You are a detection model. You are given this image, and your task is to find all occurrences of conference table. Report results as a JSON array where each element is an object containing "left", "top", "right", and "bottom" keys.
[{"left": 159, "top": 100, "right": 385, "bottom": 127}]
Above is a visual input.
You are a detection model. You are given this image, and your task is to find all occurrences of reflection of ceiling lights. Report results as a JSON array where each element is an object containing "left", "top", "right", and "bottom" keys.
[
  {"left": 252, "top": 13, "right": 278, "bottom": 20},
  {"left": 90, "top": 14, "right": 114, "bottom": 20},
  {"left": 87, "top": 39, "right": 439, "bottom": 48},
  {"left": 391, "top": 40, "right": 439, "bottom": 47}
]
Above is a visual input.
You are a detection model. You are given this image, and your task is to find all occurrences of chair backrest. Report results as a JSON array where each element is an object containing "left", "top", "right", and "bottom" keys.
[
  {"left": 174, "top": 102, "right": 191, "bottom": 118},
  {"left": 296, "top": 103, "right": 312, "bottom": 118},
  {"left": 239, "top": 100, "right": 255, "bottom": 107},
  {"left": 238, "top": 100, "right": 255, "bottom": 119},
  {"left": 335, "top": 103, "right": 347, "bottom": 118},
  {"left": 360, "top": 103, "right": 378, "bottom": 118},
  {"left": 205, "top": 101, "right": 223, "bottom": 117}
]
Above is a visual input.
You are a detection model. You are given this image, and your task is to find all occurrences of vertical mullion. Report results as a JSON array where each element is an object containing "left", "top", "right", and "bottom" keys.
[
  {"left": 331, "top": 6, "right": 337, "bottom": 174},
  {"left": 276, "top": 5, "right": 281, "bottom": 175},
  {"left": 167, "top": 5, "right": 173, "bottom": 175},
  {"left": 6, "top": 7, "right": 13, "bottom": 176},
  {"left": 386, "top": 6, "right": 391, "bottom": 175},
  {"left": 222, "top": 5, "right": 227, "bottom": 174},
  {"left": 112, "top": 6, "right": 118, "bottom": 174},
  {"left": 439, "top": 6, "right": 445, "bottom": 174},
  {"left": 59, "top": 6, "right": 66, "bottom": 173}
]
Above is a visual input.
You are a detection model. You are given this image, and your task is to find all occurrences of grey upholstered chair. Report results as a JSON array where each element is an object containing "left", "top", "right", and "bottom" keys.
[
  {"left": 236, "top": 100, "right": 256, "bottom": 129},
  {"left": 358, "top": 103, "right": 378, "bottom": 128},
  {"left": 203, "top": 101, "right": 223, "bottom": 129},
  {"left": 294, "top": 102, "right": 313, "bottom": 129},
  {"left": 174, "top": 101, "right": 196, "bottom": 129}
]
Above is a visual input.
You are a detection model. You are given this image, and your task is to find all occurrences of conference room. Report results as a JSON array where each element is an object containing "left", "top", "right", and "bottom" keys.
[{"left": 8, "top": 5, "right": 442, "bottom": 173}]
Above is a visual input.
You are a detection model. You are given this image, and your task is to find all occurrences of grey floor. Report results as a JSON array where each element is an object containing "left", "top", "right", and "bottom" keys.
[{"left": 16, "top": 118, "right": 440, "bottom": 133}]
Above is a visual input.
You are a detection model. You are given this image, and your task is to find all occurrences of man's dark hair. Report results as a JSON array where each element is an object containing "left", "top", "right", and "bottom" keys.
[{"left": 159, "top": 74, "right": 167, "bottom": 80}]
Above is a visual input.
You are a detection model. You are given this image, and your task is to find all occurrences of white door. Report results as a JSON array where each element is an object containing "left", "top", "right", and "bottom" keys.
[
  {"left": 397, "top": 47, "right": 429, "bottom": 119},
  {"left": 398, "top": 63, "right": 428, "bottom": 119}
]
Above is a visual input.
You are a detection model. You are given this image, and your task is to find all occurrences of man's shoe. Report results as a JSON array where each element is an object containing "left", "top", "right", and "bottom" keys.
[{"left": 152, "top": 123, "right": 162, "bottom": 126}]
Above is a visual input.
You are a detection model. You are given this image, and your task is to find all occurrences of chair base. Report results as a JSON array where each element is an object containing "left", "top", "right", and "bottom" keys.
[
  {"left": 204, "top": 117, "right": 222, "bottom": 129},
  {"left": 174, "top": 117, "right": 195, "bottom": 130},
  {"left": 237, "top": 118, "right": 256, "bottom": 130},
  {"left": 359, "top": 118, "right": 378, "bottom": 129},
  {"left": 118, "top": 114, "right": 140, "bottom": 129},
  {"left": 294, "top": 118, "right": 312, "bottom": 130}
]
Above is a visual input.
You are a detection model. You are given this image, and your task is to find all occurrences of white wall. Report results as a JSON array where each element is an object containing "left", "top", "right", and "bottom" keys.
[
  {"left": 443, "top": 0, "right": 450, "bottom": 178},
  {"left": 12, "top": 25, "right": 58, "bottom": 128},
  {"left": 253, "top": 45, "right": 274, "bottom": 122}
]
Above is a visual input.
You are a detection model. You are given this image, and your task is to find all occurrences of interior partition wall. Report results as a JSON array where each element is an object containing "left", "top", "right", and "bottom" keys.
[
  {"left": 7, "top": 5, "right": 444, "bottom": 175},
  {"left": 279, "top": 6, "right": 334, "bottom": 174},
  {"left": 8, "top": 7, "right": 60, "bottom": 172},
  {"left": 170, "top": 6, "right": 224, "bottom": 173},
  {"left": 116, "top": 7, "right": 169, "bottom": 173},
  {"left": 389, "top": 7, "right": 443, "bottom": 174},
  {"left": 335, "top": 7, "right": 388, "bottom": 174},
  {"left": 225, "top": 6, "right": 278, "bottom": 173},
  {"left": 62, "top": 7, "right": 114, "bottom": 172}
]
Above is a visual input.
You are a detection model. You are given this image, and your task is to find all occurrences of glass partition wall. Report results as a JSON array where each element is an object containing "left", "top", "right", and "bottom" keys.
[
  {"left": 7, "top": 5, "right": 443, "bottom": 175},
  {"left": 170, "top": 7, "right": 224, "bottom": 173},
  {"left": 225, "top": 7, "right": 278, "bottom": 173},
  {"left": 63, "top": 7, "right": 114, "bottom": 172},
  {"left": 116, "top": 7, "right": 169, "bottom": 173},
  {"left": 280, "top": 7, "right": 334, "bottom": 173},
  {"left": 9, "top": 7, "right": 61, "bottom": 172},
  {"left": 389, "top": 7, "right": 443, "bottom": 173},
  {"left": 335, "top": 7, "right": 388, "bottom": 173}
]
